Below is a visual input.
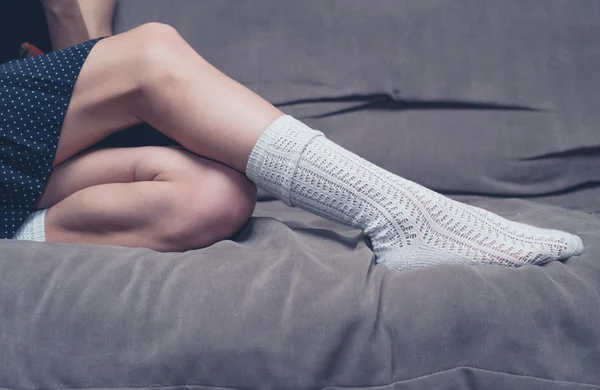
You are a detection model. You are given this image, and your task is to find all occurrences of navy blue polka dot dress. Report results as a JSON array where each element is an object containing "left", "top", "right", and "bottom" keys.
[{"left": 0, "top": 38, "right": 103, "bottom": 239}]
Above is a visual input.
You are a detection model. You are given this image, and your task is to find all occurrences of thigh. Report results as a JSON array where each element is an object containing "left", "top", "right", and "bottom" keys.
[
  {"left": 37, "top": 145, "right": 236, "bottom": 209},
  {"left": 51, "top": 27, "right": 147, "bottom": 167}
]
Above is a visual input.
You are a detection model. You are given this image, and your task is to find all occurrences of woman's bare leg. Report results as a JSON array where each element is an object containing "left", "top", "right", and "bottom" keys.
[
  {"left": 53, "top": 22, "right": 282, "bottom": 172},
  {"left": 41, "top": 0, "right": 115, "bottom": 50},
  {"left": 15, "top": 22, "right": 271, "bottom": 250},
  {"left": 37, "top": 146, "right": 256, "bottom": 251}
]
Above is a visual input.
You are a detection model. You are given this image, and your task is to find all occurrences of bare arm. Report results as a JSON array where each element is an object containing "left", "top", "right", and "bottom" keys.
[{"left": 41, "top": 0, "right": 116, "bottom": 51}]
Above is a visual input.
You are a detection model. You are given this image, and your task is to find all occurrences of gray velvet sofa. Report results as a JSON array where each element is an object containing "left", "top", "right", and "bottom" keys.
[{"left": 2, "top": 1, "right": 600, "bottom": 389}]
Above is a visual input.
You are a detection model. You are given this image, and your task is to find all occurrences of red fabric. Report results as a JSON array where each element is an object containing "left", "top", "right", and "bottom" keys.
[{"left": 20, "top": 42, "right": 45, "bottom": 58}]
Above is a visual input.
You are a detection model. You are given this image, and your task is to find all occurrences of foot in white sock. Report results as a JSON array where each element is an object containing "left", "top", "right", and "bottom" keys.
[
  {"left": 12, "top": 209, "right": 48, "bottom": 242},
  {"left": 246, "top": 115, "right": 584, "bottom": 271}
]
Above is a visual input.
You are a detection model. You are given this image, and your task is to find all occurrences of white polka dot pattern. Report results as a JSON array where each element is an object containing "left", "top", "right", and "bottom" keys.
[{"left": 0, "top": 38, "right": 103, "bottom": 239}]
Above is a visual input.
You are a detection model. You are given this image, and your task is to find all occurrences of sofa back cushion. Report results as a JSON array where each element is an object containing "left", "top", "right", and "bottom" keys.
[{"left": 113, "top": 0, "right": 600, "bottom": 212}]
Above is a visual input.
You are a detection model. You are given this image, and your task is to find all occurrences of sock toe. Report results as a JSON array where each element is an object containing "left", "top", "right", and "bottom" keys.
[{"left": 567, "top": 233, "right": 585, "bottom": 257}]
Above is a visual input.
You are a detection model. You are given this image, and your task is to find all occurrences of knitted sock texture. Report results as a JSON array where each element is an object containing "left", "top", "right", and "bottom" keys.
[
  {"left": 246, "top": 115, "right": 584, "bottom": 271},
  {"left": 12, "top": 208, "right": 47, "bottom": 242}
]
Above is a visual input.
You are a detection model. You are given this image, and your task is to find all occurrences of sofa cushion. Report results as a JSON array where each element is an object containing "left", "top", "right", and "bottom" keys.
[{"left": 1, "top": 197, "right": 600, "bottom": 389}]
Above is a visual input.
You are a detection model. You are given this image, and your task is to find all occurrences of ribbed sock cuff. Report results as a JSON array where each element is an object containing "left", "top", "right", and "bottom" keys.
[
  {"left": 246, "top": 114, "right": 324, "bottom": 206},
  {"left": 12, "top": 209, "right": 48, "bottom": 242}
]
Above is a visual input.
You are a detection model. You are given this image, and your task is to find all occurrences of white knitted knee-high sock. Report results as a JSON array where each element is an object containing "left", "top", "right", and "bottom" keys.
[
  {"left": 12, "top": 209, "right": 48, "bottom": 242},
  {"left": 246, "top": 115, "right": 584, "bottom": 271}
]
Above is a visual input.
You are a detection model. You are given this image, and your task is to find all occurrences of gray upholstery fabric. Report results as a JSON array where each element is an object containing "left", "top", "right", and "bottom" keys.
[
  {"left": 1, "top": 1, "right": 600, "bottom": 389},
  {"left": 1, "top": 199, "right": 599, "bottom": 389},
  {"left": 112, "top": 0, "right": 600, "bottom": 214}
]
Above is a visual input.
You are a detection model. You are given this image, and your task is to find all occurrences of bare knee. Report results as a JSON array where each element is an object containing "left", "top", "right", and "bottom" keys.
[
  {"left": 129, "top": 22, "right": 184, "bottom": 52},
  {"left": 125, "top": 22, "right": 205, "bottom": 90},
  {"left": 156, "top": 166, "right": 257, "bottom": 251}
]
